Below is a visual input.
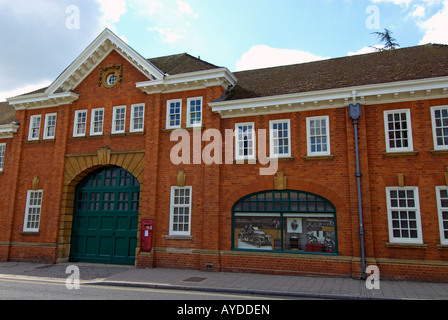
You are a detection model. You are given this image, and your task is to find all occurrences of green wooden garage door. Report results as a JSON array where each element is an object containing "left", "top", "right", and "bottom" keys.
[{"left": 70, "top": 167, "right": 140, "bottom": 265}]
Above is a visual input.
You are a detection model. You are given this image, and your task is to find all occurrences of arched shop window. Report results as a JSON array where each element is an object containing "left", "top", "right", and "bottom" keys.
[{"left": 232, "top": 190, "right": 338, "bottom": 254}]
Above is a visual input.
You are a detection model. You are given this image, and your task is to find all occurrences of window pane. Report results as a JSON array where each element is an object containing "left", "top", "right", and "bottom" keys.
[
  {"left": 308, "top": 117, "right": 329, "bottom": 155},
  {"left": 170, "top": 187, "right": 192, "bottom": 235},
  {"left": 386, "top": 111, "right": 411, "bottom": 151},
  {"left": 388, "top": 188, "right": 420, "bottom": 241}
]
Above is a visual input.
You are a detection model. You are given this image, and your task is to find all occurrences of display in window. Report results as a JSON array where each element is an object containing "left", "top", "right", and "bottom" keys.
[
  {"left": 305, "top": 219, "right": 336, "bottom": 253},
  {"left": 234, "top": 216, "right": 280, "bottom": 250},
  {"left": 283, "top": 217, "right": 336, "bottom": 253},
  {"left": 286, "top": 218, "right": 302, "bottom": 233},
  {"left": 234, "top": 216, "right": 336, "bottom": 253}
]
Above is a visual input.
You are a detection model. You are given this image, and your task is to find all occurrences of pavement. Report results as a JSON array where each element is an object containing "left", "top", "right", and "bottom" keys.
[{"left": 0, "top": 261, "right": 447, "bottom": 300}]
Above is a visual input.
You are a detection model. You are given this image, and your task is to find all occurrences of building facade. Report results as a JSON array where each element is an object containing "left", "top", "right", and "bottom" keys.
[{"left": 1, "top": 29, "right": 448, "bottom": 282}]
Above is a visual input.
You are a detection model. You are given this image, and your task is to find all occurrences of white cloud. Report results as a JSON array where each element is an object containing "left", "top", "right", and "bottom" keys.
[
  {"left": 129, "top": 0, "right": 162, "bottom": 18},
  {"left": 0, "top": 80, "right": 52, "bottom": 102},
  {"left": 96, "top": 0, "right": 127, "bottom": 25},
  {"left": 418, "top": 0, "right": 448, "bottom": 44},
  {"left": 371, "top": 0, "right": 414, "bottom": 8},
  {"left": 148, "top": 26, "right": 185, "bottom": 44},
  {"left": 235, "top": 45, "right": 329, "bottom": 71},
  {"left": 176, "top": 0, "right": 198, "bottom": 18},
  {"left": 369, "top": 0, "right": 448, "bottom": 45},
  {"left": 410, "top": 4, "right": 426, "bottom": 17},
  {"left": 347, "top": 46, "right": 384, "bottom": 56},
  {"left": 0, "top": 1, "right": 103, "bottom": 94}
]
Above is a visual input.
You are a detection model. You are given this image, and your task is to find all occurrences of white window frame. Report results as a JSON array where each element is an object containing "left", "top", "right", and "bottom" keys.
[
  {"left": 166, "top": 99, "right": 182, "bottom": 129},
  {"left": 43, "top": 113, "right": 57, "bottom": 140},
  {"left": 90, "top": 108, "right": 104, "bottom": 136},
  {"left": 186, "top": 97, "right": 203, "bottom": 128},
  {"left": 431, "top": 106, "right": 448, "bottom": 151},
  {"left": 28, "top": 115, "right": 41, "bottom": 141},
  {"left": 112, "top": 105, "right": 126, "bottom": 134},
  {"left": 0, "top": 143, "right": 5, "bottom": 172},
  {"left": 269, "top": 119, "right": 291, "bottom": 158},
  {"left": 169, "top": 186, "right": 192, "bottom": 236},
  {"left": 23, "top": 190, "right": 43, "bottom": 232},
  {"left": 130, "top": 103, "right": 145, "bottom": 133},
  {"left": 235, "top": 122, "right": 256, "bottom": 161},
  {"left": 384, "top": 109, "right": 413, "bottom": 153},
  {"left": 73, "top": 110, "right": 88, "bottom": 137},
  {"left": 306, "top": 116, "right": 331, "bottom": 156},
  {"left": 436, "top": 186, "right": 448, "bottom": 245},
  {"left": 386, "top": 187, "right": 423, "bottom": 244}
]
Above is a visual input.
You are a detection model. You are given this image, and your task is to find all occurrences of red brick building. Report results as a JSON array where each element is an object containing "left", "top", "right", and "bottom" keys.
[{"left": 1, "top": 29, "right": 448, "bottom": 282}]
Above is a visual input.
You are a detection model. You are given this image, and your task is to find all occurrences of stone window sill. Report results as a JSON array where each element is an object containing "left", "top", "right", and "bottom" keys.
[
  {"left": 303, "top": 155, "right": 335, "bottom": 161},
  {"left": 382, "top": 151, "right": 419, "bottom": 157},
  {"left": 385, "top": 242, "right": 427, "bottom": 249},
  {"left": 70, "top": 135, "right": 104, "bottom": 141},
  {"left": 233, "top": 157, "right": 295, "bottom": 164},
  {"left": 165, "top": 235, "right": 194, "bottom": 240},
  {"left": 162, "top": 127, "right": 204, "bottom": 133},
  {"left": 20, "top": 232, "right": 40, "bottom": 236},
  {"left": 430, "top": 149, "right": 448, "bottom": 155},
  {"left": 109, "top": 131, "right": 145, "bottom": 137},
  {"left": 25, "top": 139, "right": 56, "bottom": 144}
]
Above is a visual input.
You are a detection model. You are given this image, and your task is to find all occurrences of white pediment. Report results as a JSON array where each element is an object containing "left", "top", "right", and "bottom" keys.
[
  {"left": 45, "top": 28, "right": 165, "bottom": 95},
  {"left": 8, "top": 29, "right": 165, "bottom": 110}
]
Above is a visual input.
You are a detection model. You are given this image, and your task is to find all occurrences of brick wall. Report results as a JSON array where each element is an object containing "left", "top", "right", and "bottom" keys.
[{"left": 1, "top": 49, "right": 448, "bottom": 281}]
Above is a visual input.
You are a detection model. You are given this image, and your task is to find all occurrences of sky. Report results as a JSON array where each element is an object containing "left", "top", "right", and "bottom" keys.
[{"left": 0, "top": 0, "right": 448, "bottom": 102}]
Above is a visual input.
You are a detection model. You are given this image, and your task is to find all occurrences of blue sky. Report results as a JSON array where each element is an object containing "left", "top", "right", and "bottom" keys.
[{"left": 1, "top": 0, "right": 448, "bottom": 101}]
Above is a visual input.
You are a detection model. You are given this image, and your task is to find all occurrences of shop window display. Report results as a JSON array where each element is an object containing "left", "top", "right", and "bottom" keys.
[{"left": 232, "top": 190, "right": 337, "bottom": 254}]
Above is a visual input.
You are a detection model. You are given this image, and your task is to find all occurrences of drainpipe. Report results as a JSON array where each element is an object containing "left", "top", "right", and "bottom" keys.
[{"left": 348, "top": 93, "right": 366, "bottom": 279}]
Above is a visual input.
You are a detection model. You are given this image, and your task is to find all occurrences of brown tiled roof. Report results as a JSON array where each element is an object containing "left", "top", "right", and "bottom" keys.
[
  {"left": 226, "top": 44, "right": 448, "bottom": 101},
  {"left": 8, "top": 44, "right": 448, "bottom": 104},
  {"left": 0, "top": 101, "right": 15, "bottom": 125},
  {"left": 12, "top": 53, "right": 220, "bottom": 99},
  {"left": 148, "top": 53, "right": 220, "bottom": 75}
]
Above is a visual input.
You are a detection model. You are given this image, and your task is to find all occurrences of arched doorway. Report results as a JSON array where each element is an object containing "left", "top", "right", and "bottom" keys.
[
  {"left": 69, "top": 167, "right": 140, "bottom": 265},
  {"left": 232, "top": 190, "right": 338, "bottom": 254}
]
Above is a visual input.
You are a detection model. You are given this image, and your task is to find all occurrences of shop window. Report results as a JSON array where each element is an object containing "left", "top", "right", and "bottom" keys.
[{"left": 232, "top": 190, "right": 337, "bottom": 254}]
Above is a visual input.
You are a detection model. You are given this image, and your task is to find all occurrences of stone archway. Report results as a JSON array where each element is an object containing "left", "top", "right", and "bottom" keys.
[{"left": 57, "top": 147, "right": 145, "bottom": 262}]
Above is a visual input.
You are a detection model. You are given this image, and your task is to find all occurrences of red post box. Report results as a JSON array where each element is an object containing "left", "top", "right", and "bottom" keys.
[{"left": 140, "top": 219, "right": 154, "bottom": 252}]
